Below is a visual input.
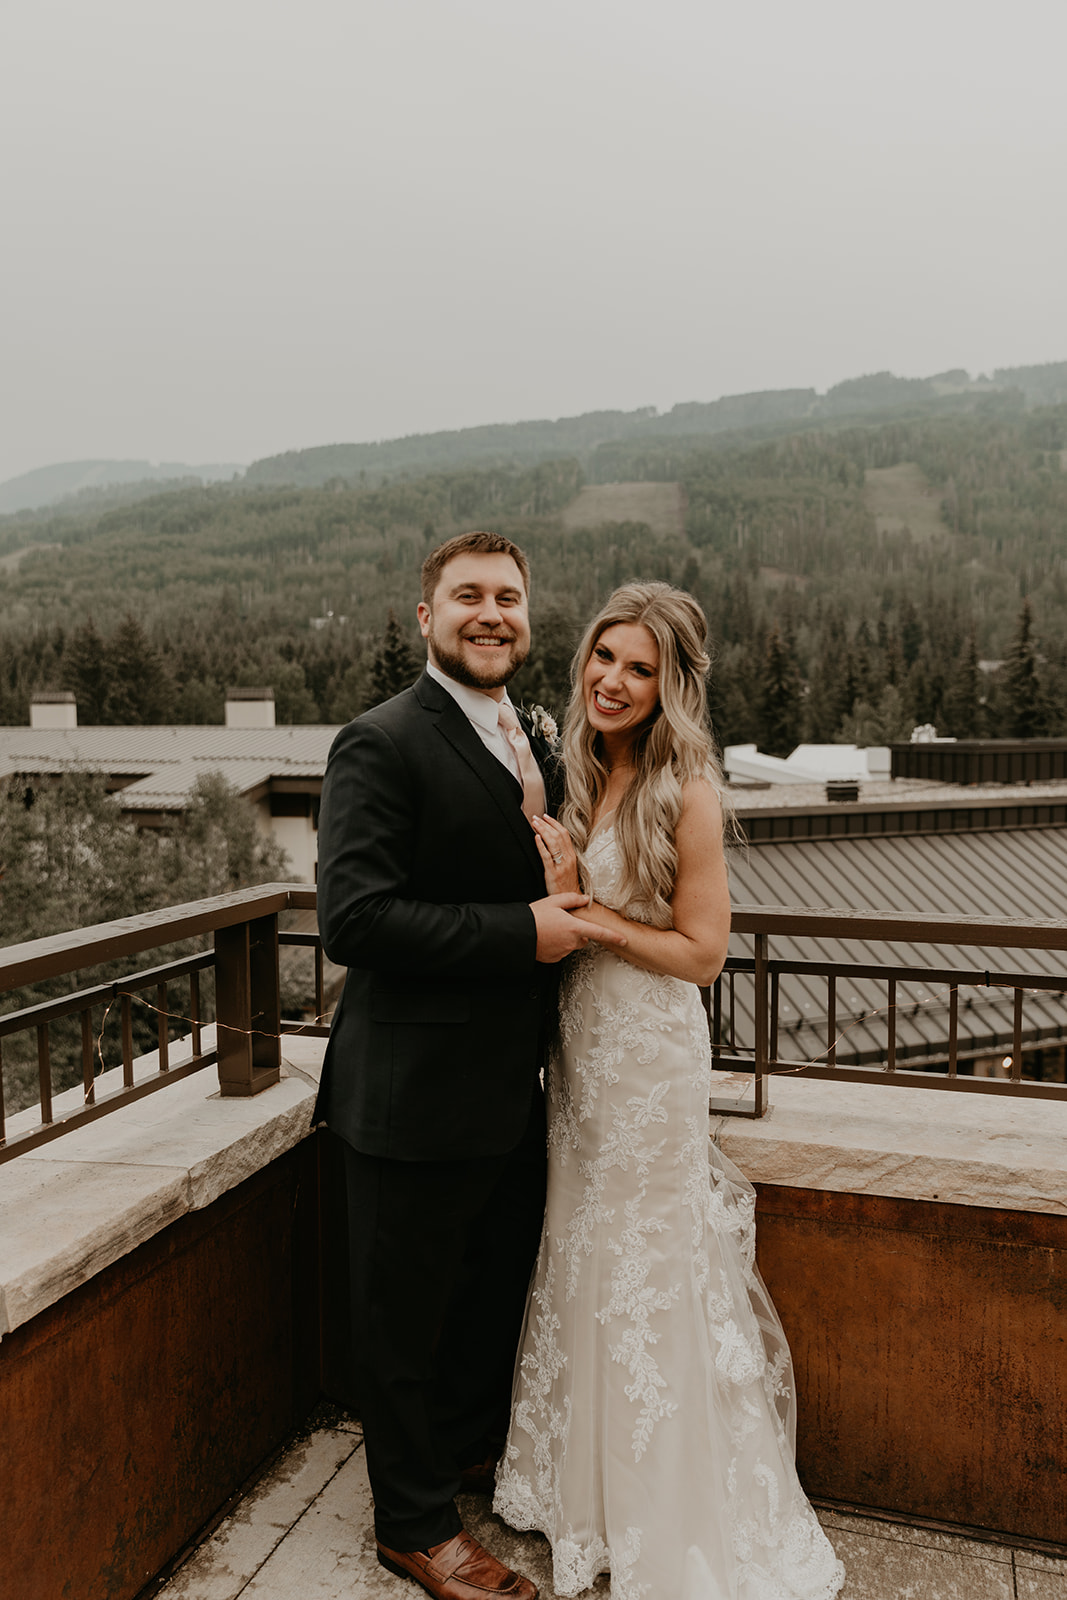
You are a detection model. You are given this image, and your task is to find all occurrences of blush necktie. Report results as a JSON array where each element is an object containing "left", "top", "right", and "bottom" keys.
[{"left": 497, "top": 700, "right": 547, "bottom": 821}]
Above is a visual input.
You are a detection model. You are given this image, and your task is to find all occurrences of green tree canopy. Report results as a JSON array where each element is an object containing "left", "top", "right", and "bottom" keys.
[{"left": 368, "top": 610, "right": 421, "bottom": 707}]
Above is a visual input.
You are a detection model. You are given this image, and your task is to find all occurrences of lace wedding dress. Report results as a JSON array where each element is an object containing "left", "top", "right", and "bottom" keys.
[{"left": 494, "top": 825, "right": 845, "bottom": 1600}]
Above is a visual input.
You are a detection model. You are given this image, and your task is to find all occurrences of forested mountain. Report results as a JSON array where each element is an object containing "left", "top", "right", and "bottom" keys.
[
  {"left": 2, "top": 400, "right": 1066, "bottom": 750},
  {"left": 0, "top": 458, "right": 243, "bottom": 515},
  {"left": 241, "top": 361, "right": 1067, "bottom": 489},
  {"left": 5, "top": 360, "right": 1063, "bottom": 515}
]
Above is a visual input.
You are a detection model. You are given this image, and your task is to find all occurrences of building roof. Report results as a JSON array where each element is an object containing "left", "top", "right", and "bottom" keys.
[
  {"left": 730, "top": 776, "right": 1067, "bottom": 844},
  {"left": 0, "top": 724, "right": 340, "bottom": 812},
  {"left": 728, "top": 826, "right": 1067, "bottom": 1070},
  {"left": 732, "top": 775, "right": 1067, "bottom": 811}
]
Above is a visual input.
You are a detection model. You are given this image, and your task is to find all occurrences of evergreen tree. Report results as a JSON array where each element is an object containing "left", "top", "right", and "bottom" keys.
[
  {"left": 941, "top": 629, "right": 982, "bottom": 737},
  {"left": 905, "top": 652, "right": 939, "bottom": 730},
  {"left": 107, "top": 614, "right": 171, "bottom": 723},
  {"left": 758, "top": 627, "right": 802, "bottom": 757},
  {"left": 899, "top": 601, "right": 923, "bottom": 667},
  {"left": 368, "top": 610, "right": 420, "bottom": 707},
  {"left": 63, "top": 616, "right": 113, "bottom": 723},
  {"left": 1005, "top": 600, "right": 1043, "bottom": 738},
  {"left": 707, "top": 641, "right": 758, "bottom": 751}
]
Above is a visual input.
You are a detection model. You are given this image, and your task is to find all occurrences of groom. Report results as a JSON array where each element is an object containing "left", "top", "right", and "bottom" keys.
[{"left": 315, "top": 531, "right": 623, "bottom": 1600}]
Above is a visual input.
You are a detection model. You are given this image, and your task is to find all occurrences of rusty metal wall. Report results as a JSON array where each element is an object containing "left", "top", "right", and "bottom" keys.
[
  {"left": 4, "top": 1146, "right": 1064, "bottom": 1597},
  {"left": 754, "top": 1184, "right": 1067, "bottom": 1544},
  {"left": 0, "top": 1139, "right": 321, "bottom": 1600}
]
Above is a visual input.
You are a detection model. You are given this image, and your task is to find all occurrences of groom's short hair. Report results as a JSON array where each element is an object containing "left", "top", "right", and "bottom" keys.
[{"left": 421, "top": 531, "right": 531, "bottom": 605}]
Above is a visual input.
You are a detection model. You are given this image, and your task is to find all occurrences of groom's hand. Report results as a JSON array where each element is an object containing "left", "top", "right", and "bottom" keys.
[{"left": 532, "top": 893, "right": 628, "bottom": 963}]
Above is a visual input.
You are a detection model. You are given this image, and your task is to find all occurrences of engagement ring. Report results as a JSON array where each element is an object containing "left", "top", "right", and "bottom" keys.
[{"left": 552, "top": 852, "right": 563, "bottom": 864}]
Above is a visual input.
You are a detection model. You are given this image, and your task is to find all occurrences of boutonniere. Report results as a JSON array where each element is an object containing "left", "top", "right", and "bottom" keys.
[{"left": 523, "top": 704, "right": 559, "bottom": 745}]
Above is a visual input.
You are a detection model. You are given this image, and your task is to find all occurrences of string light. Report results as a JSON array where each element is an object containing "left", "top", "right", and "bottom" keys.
[{"left": 83, "top": 988, "right": 333, "bottom": 1104}]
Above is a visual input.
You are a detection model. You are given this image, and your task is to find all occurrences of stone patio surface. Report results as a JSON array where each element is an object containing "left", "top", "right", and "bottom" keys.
[{"left": 153, "top": 1411, "right": 1067, "bottom": 1600}]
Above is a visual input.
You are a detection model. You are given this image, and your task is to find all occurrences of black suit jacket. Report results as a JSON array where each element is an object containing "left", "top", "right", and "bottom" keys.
[{"left": 314, "top": 671, "right": 560, "bottom": 1160}]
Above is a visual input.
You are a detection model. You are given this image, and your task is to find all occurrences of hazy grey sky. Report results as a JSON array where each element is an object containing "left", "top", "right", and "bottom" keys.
[{"left": 1, "top": 0, "right": 1064, "bottom": 484}]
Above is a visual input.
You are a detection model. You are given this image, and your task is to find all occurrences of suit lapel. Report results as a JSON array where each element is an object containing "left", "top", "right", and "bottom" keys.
[{"left": 414, "top": 673, "right": 543, "bottom": 872}]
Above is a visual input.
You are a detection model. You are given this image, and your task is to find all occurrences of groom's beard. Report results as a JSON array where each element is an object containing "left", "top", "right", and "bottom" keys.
[{"left": 428, "top": 625, "right": 530, "bottom": 690}]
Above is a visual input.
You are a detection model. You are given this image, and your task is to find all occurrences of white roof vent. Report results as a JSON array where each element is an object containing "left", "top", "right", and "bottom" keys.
[
  {"left": 31, "top": 691, "right": 77, "bottom": 730},
  {"left": 225, "top": 687, "right": 276, "bottom": 729}
]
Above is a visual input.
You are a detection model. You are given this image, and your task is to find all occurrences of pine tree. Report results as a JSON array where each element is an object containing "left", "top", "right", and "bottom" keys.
[
  {"left": 758, "top": 627, "right": 802, "bottom": 757},
  {"left": 63, "top": 616, "right": 113, "bottom": 724},
  {"left": 367, "top": 611, "right": 420, "bottom": 708},
  {"left": 1005, "top": 600, "right": 1043, "bottom": 738},
  {"left": 941, "top": 629, "right": 982, "bottom": 738},
  {"left": 106, "top": 614, "right": 172, "bottom": 723}
]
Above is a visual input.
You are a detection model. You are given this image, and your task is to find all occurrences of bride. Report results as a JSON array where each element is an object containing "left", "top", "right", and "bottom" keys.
[{"left": 493, "top": 583, "right": 845, "bottom": 1600}]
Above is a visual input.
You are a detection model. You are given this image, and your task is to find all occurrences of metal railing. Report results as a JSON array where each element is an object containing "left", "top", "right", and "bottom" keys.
[
  {"left": 3, "top": 891, "right": 1067, "bottom": 1155},
  {"left": 0, "top": 884, "right": 325, "bottom": 1164},
  {"left": 712, "top": 905, "right": 1067, "bottom": 1116}
]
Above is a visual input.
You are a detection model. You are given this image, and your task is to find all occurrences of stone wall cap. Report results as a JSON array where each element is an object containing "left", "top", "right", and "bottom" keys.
[
  {"left": 714, "top": 1075, "right": 1067, "bottom": 1214},
  {"left": 0, "top": 1029, "right": 326, "bottom": 1342}
]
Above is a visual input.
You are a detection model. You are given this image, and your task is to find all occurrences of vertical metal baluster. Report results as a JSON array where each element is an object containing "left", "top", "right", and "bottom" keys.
[
  {"left": 948, "top": 985, "right": 958, "bottom": 1077},
  {"left": 712, "top": 977, "right": 723, "bottom": 1062},
  {"left": 82, "top": 1009, "right": 95, "bottom": 1103},
  {"left": 157, "top": 982, "right": 169, "bottom": 1071},
  {"left": 190, "top": 970, "right": 202, "bottom": 1056},
  {"left": 121, "top": 995, "right": 134, "bottom": 1088},
  {"left": 728, "top": 969, "right": 736, "bottom": 1049},
  {"left": 753, "top": 933, "right": 769, "bottom": 1117},
  {"left": 315, "top": 945, "right": 324, "bottom": 1022},
  {"left": 37, "top": 1025, "right": 53, "bottom": 1124},
  {"left": 1012, "top": 989, "right": 1023, "bottom": 1081},
  {"left": 0, "top": 1037, "right": 6, "bottom": 1144},
  {"left": 826, "top": 976, "right": 837, "bottom": 1069},
  {"left": 770, "top": 970, "right": 780, "bottom": 1064},
  {"left": 886, "top": 979, "right": 896, "bottom": 1072}
]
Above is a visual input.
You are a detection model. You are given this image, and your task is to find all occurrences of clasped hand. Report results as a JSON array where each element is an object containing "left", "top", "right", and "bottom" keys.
[{"left": 530, "top": 815, "right": 625, "bottom": 963}]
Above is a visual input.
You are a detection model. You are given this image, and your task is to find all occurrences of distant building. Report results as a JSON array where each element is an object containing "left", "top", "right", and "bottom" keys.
[
  {"left": 727, "top": 760, "right": 1067, "bottom": 1082},
  {"left": 3, "top": 690, "right": 339, "bottom": 882},
  {"left": 724, "top": 742, "right": 892, "bottom": 792}
]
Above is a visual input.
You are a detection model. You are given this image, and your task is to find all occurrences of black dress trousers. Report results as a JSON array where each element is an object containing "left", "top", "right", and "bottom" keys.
[{"left": 342, "top": 1094, "right": 547, "bottom": 1552}]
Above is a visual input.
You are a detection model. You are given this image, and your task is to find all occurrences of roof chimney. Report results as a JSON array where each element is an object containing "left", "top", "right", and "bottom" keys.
[
  {"left": 31, "top": 691, "right": 78, "bottom": 730},
  {"left": 225, "top": 687, "right": 276, "bottom": 729}
]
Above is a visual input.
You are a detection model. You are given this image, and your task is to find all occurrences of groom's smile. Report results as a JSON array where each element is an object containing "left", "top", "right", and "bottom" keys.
[{"left": 417, "top": 551, "right": 532, "bottom": 693}]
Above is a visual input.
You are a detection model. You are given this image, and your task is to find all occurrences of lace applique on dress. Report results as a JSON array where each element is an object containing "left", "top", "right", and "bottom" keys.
[{"left": 494, "top": 826, "right": 845, "bottom": 1600}]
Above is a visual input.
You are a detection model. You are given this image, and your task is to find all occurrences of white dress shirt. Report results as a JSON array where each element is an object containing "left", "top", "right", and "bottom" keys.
[{"left": 426, "top": 660, "right": 524, "bottom": 785}]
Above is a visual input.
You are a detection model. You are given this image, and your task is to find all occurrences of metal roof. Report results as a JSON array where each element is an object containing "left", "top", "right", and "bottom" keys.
[
  {"left": 727, "top": 828, "right": 1067, "bottom": 1070},
  {"left": 0, "top": 724, "right": 340, "bottom": 811}
]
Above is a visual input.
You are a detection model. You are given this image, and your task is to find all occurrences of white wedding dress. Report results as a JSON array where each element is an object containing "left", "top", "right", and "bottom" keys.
[{"left": 494, "top": 825, "right": 845, "bottom": 1600}]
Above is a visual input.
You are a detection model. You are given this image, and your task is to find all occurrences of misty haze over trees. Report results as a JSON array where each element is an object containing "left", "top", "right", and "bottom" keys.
[{"left": 2, "top": 363, "right": 1067, "bottom": 752}]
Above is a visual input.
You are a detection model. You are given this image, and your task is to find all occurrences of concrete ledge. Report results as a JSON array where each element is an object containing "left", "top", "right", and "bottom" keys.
[
  {"left": 714, "top": 1075, "right": 1067, "bottom": 1214},
  {"left": 0, "top": 1030, "right": 326, "bottom": 1340}
]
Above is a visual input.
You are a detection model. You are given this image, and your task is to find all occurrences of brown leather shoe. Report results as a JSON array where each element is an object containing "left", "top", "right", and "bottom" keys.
[{"left": 376, "top": 1530, "right": 538, "bottom": 1599}]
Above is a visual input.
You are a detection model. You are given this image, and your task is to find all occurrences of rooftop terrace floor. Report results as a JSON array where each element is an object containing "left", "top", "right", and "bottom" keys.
[{"left": 153, "top": 1408, "right": 1067, "bottom": 1600}]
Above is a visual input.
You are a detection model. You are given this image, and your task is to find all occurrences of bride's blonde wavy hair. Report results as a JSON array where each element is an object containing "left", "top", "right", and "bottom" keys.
[{"left": 560, "top": 582, "right": 727, "bottom": 928}]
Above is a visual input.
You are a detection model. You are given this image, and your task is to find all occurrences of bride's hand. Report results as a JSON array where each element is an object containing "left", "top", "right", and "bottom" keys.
[{"left": 532, "top": 814, "right": 581, "bottom": 895}]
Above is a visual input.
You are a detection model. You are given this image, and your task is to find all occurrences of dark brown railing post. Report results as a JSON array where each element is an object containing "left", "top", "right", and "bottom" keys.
[
  {"left": 215, "top": 913, "right": 282, "bottom": 1097},
  {"left": 753, "top": 932, "right": 769, "bottom": 1117}
]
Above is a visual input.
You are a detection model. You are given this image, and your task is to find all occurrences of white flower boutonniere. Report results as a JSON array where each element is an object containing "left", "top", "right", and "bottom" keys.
[{"left": 525, "top": 704, "right": 559, "bottom": 744}]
